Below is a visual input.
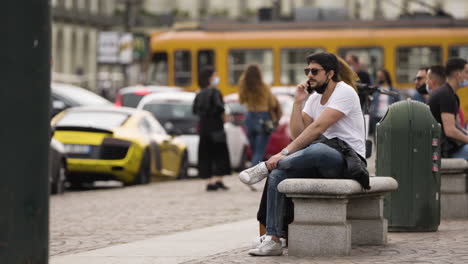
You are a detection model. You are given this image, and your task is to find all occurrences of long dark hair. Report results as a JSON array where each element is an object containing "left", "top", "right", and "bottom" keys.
[
  {"left": 198, "top": 66, "right": 215, "bottom": 89},
  {"left": 379, "top": 69, "right": 393, "bottom": 87},
  {"left": 238, "top": 64, "right": 271, "bottom": 107}
]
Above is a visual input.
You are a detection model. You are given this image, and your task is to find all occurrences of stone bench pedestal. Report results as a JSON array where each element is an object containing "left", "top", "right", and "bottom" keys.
[
  {"left": 278, "top": 177, "right": 398, "bottom": 257},
  {"left": 440, "top": 159, "right": 468, "bottom": 219}
]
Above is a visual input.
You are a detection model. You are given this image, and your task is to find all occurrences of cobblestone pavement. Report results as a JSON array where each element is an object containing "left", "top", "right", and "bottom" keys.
[
  {"left": 50, "top": 175, "right": 262, "bottom": 256},
  {"left": 183, "top": 220, "right": 468, "bottom": 264}
]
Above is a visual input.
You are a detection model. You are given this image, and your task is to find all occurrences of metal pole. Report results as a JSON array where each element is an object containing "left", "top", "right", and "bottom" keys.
[{"left": 0, "top": 1, "right": 51, "bottom": 263}]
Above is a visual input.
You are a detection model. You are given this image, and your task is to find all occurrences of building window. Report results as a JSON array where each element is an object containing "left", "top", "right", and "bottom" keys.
[
  {"left": 174, "top": 50, "right": 192, "bottom": 86},
  {"left": 148, "top": 52, "right": 168, "bottom": 85},
  {"left": 228, "top": 49, "right": 273, "bottom": 85},
  {"left": 338, "top": 47, "right": 383, "bottom": 82},
  {"left": 396, "top": 46, "right": 442, "bottom": 83},
  {"left": 197, "top": 50, "right": 215, "bottom": 81},
  {"left": 449, "top": 45, "right": 468, "bottom": 60},
  {"left": 280, "top": 48, "right": 324, "bottom": 85}
]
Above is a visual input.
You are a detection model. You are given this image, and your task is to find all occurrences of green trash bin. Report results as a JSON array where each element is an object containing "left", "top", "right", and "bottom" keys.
[{"left": 376, "top": 99, "right": 441, "bottom": 232}]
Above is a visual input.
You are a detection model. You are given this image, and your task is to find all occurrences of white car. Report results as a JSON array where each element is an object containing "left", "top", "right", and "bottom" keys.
[
  {"left": 137, "top": 91, "right": 249, "bottom": 172},
  {"left": 51, "top": 82, "right": 112, "bottom": 117}
]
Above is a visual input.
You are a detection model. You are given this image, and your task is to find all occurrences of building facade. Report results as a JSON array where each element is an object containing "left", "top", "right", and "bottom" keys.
[
  {"left": 51, "top": 0, "right": 119, "bottom": 92},
  {"left": 144, "top": 0, "right": 468, "bottom": 22}
]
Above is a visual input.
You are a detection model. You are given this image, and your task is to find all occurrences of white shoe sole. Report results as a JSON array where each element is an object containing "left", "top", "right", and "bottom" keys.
[{"left": 248, "top": 248, "right": 283, "bottom": 256}]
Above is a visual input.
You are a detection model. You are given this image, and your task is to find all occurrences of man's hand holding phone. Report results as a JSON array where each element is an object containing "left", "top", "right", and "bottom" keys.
[{"left": 295, "top": 80, "right": 312, "bottom": 104}]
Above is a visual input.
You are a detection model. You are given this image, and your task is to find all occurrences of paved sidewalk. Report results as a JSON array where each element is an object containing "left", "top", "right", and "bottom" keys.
[
  {"left": 50, "top": 219, "right": 468, "bottom": 264},
  {"left": 185, "top": 220, "right": 468, "bottom": 264},
  {"left": 50, "top": 175, "right": 263, "bottom": 256},
  {"left": 51, "top": 218, "right": 468, "bottom": 264},
  {"left": 50, "top": 218, "right": 258, "bottom": 264}
]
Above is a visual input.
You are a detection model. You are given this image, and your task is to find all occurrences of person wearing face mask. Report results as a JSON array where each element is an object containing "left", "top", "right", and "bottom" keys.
[
  {"left": 426, "top": 65, "right": 446, "bottom": 93},
  {"left": 368, "top": 69, "right": 401, "bottom": 135},
  {"left": 240, "top": 52, "right": 369, "bottom": 256},
  {"left": 428, "top": 57, "right": 468, "bottom": 159},
  {"left": 412, "top": 67, "right": 430, "bottom": 103},
  {"left": 193, "top": 66, "right": 231, "bottom": 191}
]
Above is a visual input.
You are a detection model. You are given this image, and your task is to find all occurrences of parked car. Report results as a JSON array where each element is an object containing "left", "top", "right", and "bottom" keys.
[
  {"left": 51, "top": 106, "right": 189, "bottom": 187},
  {"left": 137, "top": 92, "right": 249, "bottom": 171},
  {"left": 51, "top": 82, "right": 112, "bottom": 118},
  {"left": 49, "top": 138, "right": 67, "bottom": 194},
  {"left": 115, "top": 85, "right": 184, "bottom": 108},
  {"left": 223, "top": 93, "right": 293, "bottom": 160}
]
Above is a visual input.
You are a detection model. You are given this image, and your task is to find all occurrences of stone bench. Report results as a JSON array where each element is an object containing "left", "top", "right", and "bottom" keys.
[
  {"left": 440, "top": 158, "right": 468, "bottom": 219},
  {"left": 277, "top": 176, "right": 398, "bottom": 257}
]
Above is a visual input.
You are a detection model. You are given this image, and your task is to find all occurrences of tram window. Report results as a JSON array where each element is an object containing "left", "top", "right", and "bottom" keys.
[
  {"left": 280, "top": 48, "right": 324, "bottom": 85},
  {"left": 449, "top": 45, "right": 468, "bottom": 60},
  {"left": 228, "top": 49, "right": 273, "bottom": 85},
  {"left": 198, "top": 50, "right": 215, "bottom": 77},
  {"left": 147, "top": 52, "right": 168, "bottom": 85},
  {"left": 338, "top": 47, "right": 383, "bottom": 82},
  {"left": 396, "top": 46, "right": 442, "bottom": 83},
  {"left": 174, "top": 50, "right": 192, "bottom": 86}
]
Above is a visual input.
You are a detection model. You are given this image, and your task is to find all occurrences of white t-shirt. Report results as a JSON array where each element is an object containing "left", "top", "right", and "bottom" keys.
[{"left": 303, "top": 81, "right": 366, "bottom": 158}]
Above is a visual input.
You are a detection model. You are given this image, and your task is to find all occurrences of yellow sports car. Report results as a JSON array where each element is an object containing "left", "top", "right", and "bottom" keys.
[{"left": 51, "top": 106, "right": 189, "bottom": 187}]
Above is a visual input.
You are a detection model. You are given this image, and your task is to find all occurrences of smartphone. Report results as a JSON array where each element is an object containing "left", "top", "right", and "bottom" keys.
[{"left": 306, "top": 80, "right": 313, "bottom": 94}]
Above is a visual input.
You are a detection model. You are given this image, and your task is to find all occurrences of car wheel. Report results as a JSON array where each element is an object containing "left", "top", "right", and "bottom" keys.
[
  {"left": 68, "top": 179, "right": 82, "bottom": 190},
  {"left": 51, "top": 161, "right": 67, "bottom": 194},
  {"left": 132, "top": 150, "right": 151, "bottom": 185},
  {"left": 177, "top": 153, "right": 189, "bottom": 180},
  {"left": 235, "top": 147, "right": 248, "bottom": 172}
]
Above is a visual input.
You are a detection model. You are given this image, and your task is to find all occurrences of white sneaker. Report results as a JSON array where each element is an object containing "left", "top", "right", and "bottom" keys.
[
  {"left": 248, "top": 236, "right": 283, "bottom": 256},
  {"left": 239, "top": 162, "right": 269, "bottom": 185},
  {"left": 252, "top": 235, "right": 287, "bottom": 248}
]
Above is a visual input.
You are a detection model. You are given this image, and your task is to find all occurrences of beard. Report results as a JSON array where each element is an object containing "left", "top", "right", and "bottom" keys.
[
  {"left": 312, "top": 79, "right": 329, "bottom": 94},
  {"left": 416, "top": 83, "right": 428, "bottom": 95}
]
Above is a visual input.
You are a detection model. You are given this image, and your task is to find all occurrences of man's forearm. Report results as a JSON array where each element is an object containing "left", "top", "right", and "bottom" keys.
[
  {"left": 286, "top": 122, "right": 323, "bottom": 154},
  {"left": 289, "top": 102, "right": 306, "bottom": 139},
  {"left": 446, "top": 126, "right": 468, "bottom": 144}
]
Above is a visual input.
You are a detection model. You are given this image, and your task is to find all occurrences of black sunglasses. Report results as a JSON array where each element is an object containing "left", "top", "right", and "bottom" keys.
[
  {"left": 414, "top": 76, "right": 424, "bottom": 81},
  {"left": 304, "top": 68, "right": 326, "bottom": 76}
]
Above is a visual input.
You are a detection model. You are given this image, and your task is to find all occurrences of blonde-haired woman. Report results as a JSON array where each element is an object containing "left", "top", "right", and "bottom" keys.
[{"left": 239, "top": 64, "right": 282, "bottom": 166}]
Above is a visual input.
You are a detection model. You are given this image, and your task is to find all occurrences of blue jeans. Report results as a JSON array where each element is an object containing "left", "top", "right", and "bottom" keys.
[
  {"left": 265, "top": 143, "right": 345, "bottom": 237},
  {"left": 245, "top": 112, "right": 272, "bottom": 165},
  {"left": 451, "top": 144, "right": 468, "bottom": 159}
]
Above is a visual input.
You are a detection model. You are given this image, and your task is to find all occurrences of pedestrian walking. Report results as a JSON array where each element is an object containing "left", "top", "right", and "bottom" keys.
[
  {"left": 428, "top": 57, "right": 468, "bottom": 159},
  {"left": 240, "top": 52, "right": 369, "bottom": 256},
  {"left": 193, "top": 66, "right": 231, "bottom": 191},
  {"left": 238, "top": 64, "right": 282, "bottom": 166}
]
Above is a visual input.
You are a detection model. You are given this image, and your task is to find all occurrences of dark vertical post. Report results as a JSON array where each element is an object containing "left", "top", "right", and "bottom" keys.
[{"left": 0, "top": 1, "right": 51, "bottom": 263}]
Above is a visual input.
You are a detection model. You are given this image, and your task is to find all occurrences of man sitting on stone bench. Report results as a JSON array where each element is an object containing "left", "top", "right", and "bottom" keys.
[{"left": 239, "top": 52, "right": 370, "bottom": 256}]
